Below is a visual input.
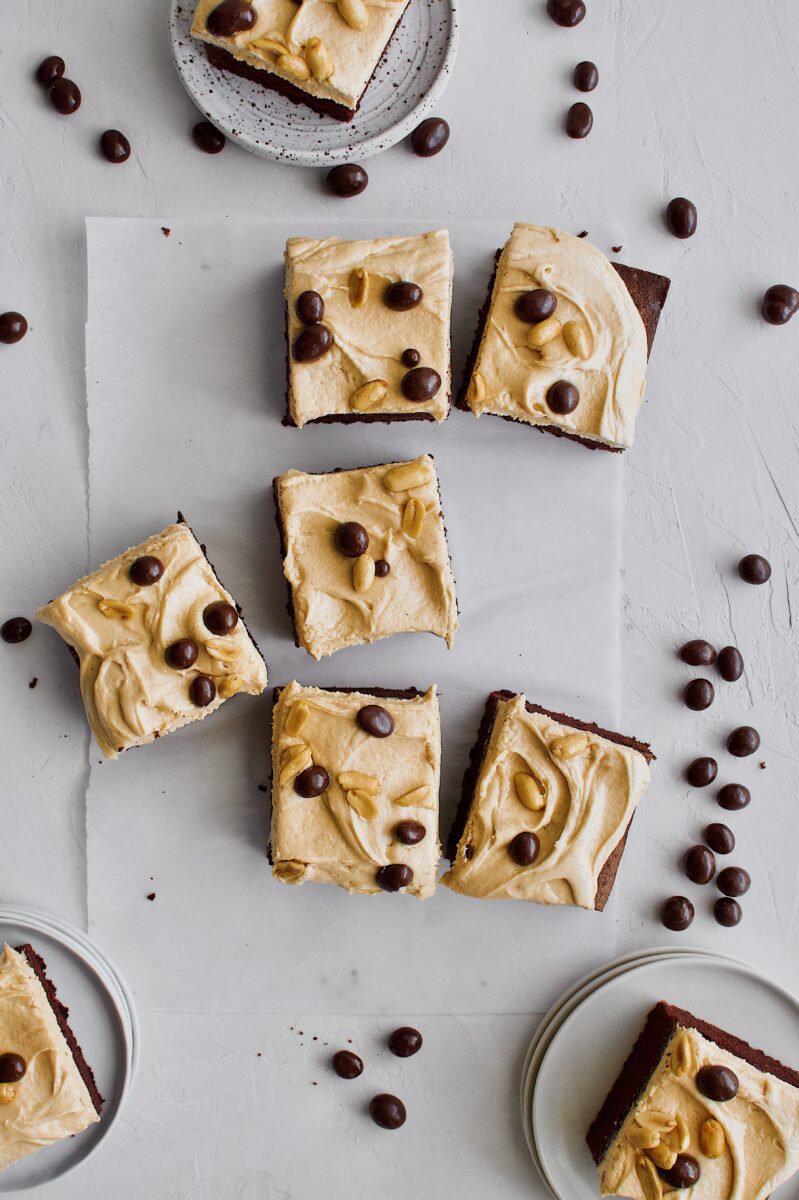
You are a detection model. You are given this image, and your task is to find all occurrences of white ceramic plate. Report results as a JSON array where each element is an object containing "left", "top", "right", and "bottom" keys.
[
  {"left": 169, "top": 0, "right": 460, "bottom": 166},
  {"left": 0, "top": 907, "right": 138, "bottom": 1193},
  {"left": 519, "top": 949, "right": 750, "bottom": 1196},
  {"left": 531, "top": 954, "right": 799, "bottom": 1200}
]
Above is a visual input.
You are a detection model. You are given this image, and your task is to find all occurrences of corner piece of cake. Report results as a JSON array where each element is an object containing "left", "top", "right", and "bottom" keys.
[
  {"left": 37, "top": 518, "right": 267, "bottom": 758},
  {"left": 191, "top": 0, "right": 413, "bottom": 122},
  {"left": 458, "top": 223, "right": 670, "bottom": 451},
  {"left": 441, "top": 691, "right": 653, "bottom": 910},
  {"left": 270, "top": 681, "right": 441, "bottom": 897},
  {"left": 284, "top": 230, "right": 453, "bottom": 427},
  {"left": 273, "top": 455, "right": 458, "bottom": 659},
  {"left": 0, "top": 944, "right": 102, "bottom": 1174},
  {"left": 587, "top": 1000, "right": 799, "bottom": 1200}
]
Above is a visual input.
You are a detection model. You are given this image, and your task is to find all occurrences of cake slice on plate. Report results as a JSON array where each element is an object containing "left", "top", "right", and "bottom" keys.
[
  {"left": 191, "top": 0, "right": 413, "bottom": 122},
  {"left": 587, "top": 1000, "right": 799, "bottom": 1200},
  {"left": 442, "top": 691, "right": 653, "bottom": 910},
  {"left": 270, "top": 681, "right": 441, "bottom": 898},
  {"left": 0, "top": 944, "right": 102, "bottom": 1174},
  {"left": 458, "top": 223, "right": 670, "bottom": 451}
]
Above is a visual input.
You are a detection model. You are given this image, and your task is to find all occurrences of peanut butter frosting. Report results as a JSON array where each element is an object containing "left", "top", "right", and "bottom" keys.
[
  {"left": 0, "top": 946, "right": 99, "bottom": 1173},
  {"left": 271, "top": 682, "right": 441, "bottom": 898},
  {"left": 191, "top": 0, "right": 411, "bottom": 111},
  {"left": 442, "top": 695, "right": 651, "bottom": 909},
  {"left": 600, "top": 1026, "right": 799, "bottom": 1200},
  {"left": 276, "top": 455, "right": 458, "bottom": 660},
  {"left": 285, "top": 231, "right": 453, "bottom": 426},
  {"left": 37, "top": 523, "right": 267, "bottom": 758},
  {"left": 465, "top": 223, "right": 649, "bottom": 449}
]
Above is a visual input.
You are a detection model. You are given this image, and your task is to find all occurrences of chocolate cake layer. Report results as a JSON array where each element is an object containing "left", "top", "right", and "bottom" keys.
[
  {"left": 446, "top": 690, "right": 654, "bottom": 910},
  {"left": 586, "top": 1000, "right": 799, "bottom": 1165},
  {"left": 456, "top": 250, "right": 671, "bottom": 453},
  {"left": 17, "top": 944, "right": 104, "bottom": 1116}
]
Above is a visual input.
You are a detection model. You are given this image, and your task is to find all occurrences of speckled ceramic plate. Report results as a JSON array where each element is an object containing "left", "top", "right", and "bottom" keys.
[
  {"left": 169, "top": 0, "right": 459, "bottom": 166},
  {"left": 0, "top": 907, "right": 137, "bottom": 1193}
]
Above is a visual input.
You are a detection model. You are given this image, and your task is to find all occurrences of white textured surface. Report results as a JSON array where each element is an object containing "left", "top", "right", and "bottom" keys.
[{"left": 2, "top": 0, "right": 798, "bottom": 1196}]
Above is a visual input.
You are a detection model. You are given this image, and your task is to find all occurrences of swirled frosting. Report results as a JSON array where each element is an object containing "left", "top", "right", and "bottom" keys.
[
  {"left": 600, "top": 1025, "right": 799, "bottom": 1200},
  {"left": 465, "top": 223, "right": 649, "bottom": 449},
  {"left": 37, "top": 523, "right": 267, "bottom": 758},
  {"left": 271, "top": 681, "right": 441, "bottom": 897},
  {"left": 276, "top": 455, "right": 458, "bottom": 660},
  {"left": 285, "top": 231, "right": 452, "bottom": 426},
  {"left": 191, "top": 0, "right": 412, "bottom": 111},
  {"left": 0, "top": 946, "right": 99, "bottom": 1173},
  {"left": 441, "top": 695, "right": 651, "bottom": 909}
]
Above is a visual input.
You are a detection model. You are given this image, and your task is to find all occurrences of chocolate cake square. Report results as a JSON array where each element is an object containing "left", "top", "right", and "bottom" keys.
[
  {"left": 0, "top": 944, "right": 102, "bottom": 1174},
  {"left": 587, "top": 1000, "right": 799, "bottom": 1200},
  {"left": 191, "top": 0, "right": 413, "bottom": 122},
  {"left": 37, "top": 520, "right": 267, "bottom": 758},
  {"left": 442, "top": 691, "right": 654, "bottom": 910},
  {"left": 284, "top": 230, "right": 453, "bottom": 427},
  {"left": 270, "top": 681, "right": 441, "bottom": 897},
  {"left": 458, "top": 223, "right": 670, "bottom": 451},
  {"left": 273, "top": 455, "right": 458, "bottom": 659}
]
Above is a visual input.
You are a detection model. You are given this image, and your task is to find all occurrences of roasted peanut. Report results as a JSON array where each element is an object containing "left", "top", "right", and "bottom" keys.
[
  {"left": 673, "top": 1030, "right": 695, "bottom": 1076},
  {"left": 274, "top": 860, "right": 307, "bottom": 883},
  {"left": 700, "top": 1118, "right": 725, "bottom": 1159},
  {"left": 337, "top": 0, "right": 368, "bottom": 29},
  {"left": 394, "top": 785, "right": 431, "bottom": 808},
  {"left": 526, "top": 317, "right": 562, "bottom": 349},
  {"left": 401, "top": 497, "right": 425, "bottom": 538},
  {"left": 285, "top": 700, "right": 310, "bottom": 736},
  {"left": 349, "top": 267, "right": 369, "bottom": 308},
  {"left": 353, "top": 554, "right": 376, "bottom": 593},
  {"left": 98, "top": 598, "right": 134, "bottom": 620},
  {"left": 279, "top": 744, "right": 312, "bottom": 786},
  {"left": 646, "top": 1143, "right": 677, "bottom": 1171},
  {"left": 350, "top": 379, "right": 387, "bottom": 412},
  {"left": 346, "top": 789, "right": 379, "bottom": 820},
  {"left": 562, "top": 319, "right": 589, "bottom": 359},
  {"left": 277, "top": 53, "right": 311, "bottom": 80},
  {"left": 514, "top": 771, "right": 547, "bottom": 811},
  {"left": 551, "top": 731, "right": 590, "bottom": 760},
  {"left": 338, "top": 771, "right": 379, "bottom": 794},
  {"left": 635, "top": 1154, "right": 663, "bottom": 1200},
  {"left": 305, "top": 37, "right": 334, "bottom": 82},
  {"left": 383, "top": 461, "right": 432, "bottom": 493}
]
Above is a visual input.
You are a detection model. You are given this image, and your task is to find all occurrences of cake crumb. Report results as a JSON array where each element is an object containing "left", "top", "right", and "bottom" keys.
[
  {"left": 161, "top": 226, "right": 171, "bottom": 237},
  {"left": 759, "top": 761, "right": 766, "bottom": 769},
  {"left": 146, "top": 892, "right": 156, "bottom": 901},
  {"left": 28, "top": 677, "right": 38, "bottom": 689},
  {"left": 257, "top": 784, "right": 268, "bottom": 793},
  {"left": 578, "top": 230, "right": 588, "bottom": 238},
  {"left": 611, "top": 244, "right": 623, "bottom": 253}
]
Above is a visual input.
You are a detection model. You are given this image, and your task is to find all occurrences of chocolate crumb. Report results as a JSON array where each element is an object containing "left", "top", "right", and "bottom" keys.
[
  {"left": 257, "top": 783, "right": 268, "bottom": 793},
  {"left": 759, "top": 761, "right": 766, "bottom": 769},
  {"left": 161, "top": 227, "right": 171, "bottom": 237},
  {"left": 578, "top": 230, "right": 588, "bottom": 238},
  {"left": 612, "top": 244, "right": 623, "bottom": 253},
  {"left": 146, "top": 892, "right": 156, "bottom": 901},
  {"left": 28, "top": 677, "right": 38, "bottom": 689}
]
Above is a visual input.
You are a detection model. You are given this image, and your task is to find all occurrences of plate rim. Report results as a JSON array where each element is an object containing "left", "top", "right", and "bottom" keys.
[
  {"left": 0, "top": 905, "right": 139, "bottom": 1192},
  {"left": 168, "top": 0, "right": 461, "bottom": 167},
  {"left": 519, "top": 950, "right": 755, "bottom": 1188},
  {"left": 531, "top": 953, "right": 799, "bottom": 1200}
]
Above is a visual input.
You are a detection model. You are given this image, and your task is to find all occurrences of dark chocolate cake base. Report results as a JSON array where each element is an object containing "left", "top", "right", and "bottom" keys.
[
  {"left": 267, "top": 684, "right": 428, "bottom": 863},
  {"left": 446, "top": 690, "right": 655, "bottom": 911},
  {"left": 17, "top": 943, "right": 104, "bottom": 1115},
  {"left": 456, "top": 248, "right": 671, "bottom": 453},
  {"left": 204, "top": 2, "right": 409, "bottom": 124},
  {"left": 587, "top": 1000, "right": 799, "bottom": 1165}
]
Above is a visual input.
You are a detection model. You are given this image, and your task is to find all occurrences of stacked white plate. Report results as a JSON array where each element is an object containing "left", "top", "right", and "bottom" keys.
[
  {"left": 520, "top": 946, "right": 799, "bottom": 1200},
  {"left": 0, "top": 906, "right": 138, "bottom": 1192}
]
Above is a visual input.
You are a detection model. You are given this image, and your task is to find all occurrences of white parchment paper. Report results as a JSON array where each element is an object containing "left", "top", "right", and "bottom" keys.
[{"left": 86, "top": 217, "right": 625, "bottom": 1014}]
